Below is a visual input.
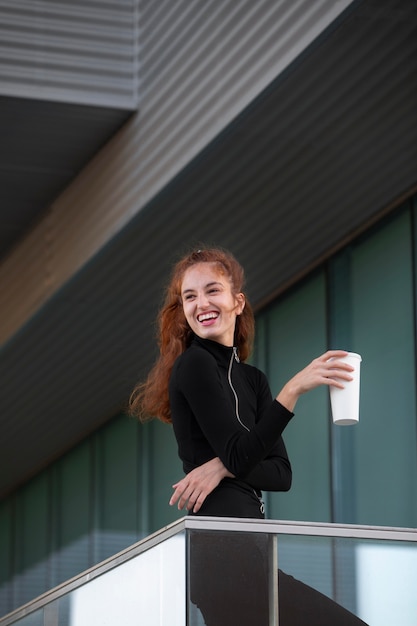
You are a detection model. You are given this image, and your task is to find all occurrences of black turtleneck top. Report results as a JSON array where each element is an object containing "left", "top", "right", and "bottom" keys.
[{"left": 169, "top": 336, "right": 293, "bottom": 515}]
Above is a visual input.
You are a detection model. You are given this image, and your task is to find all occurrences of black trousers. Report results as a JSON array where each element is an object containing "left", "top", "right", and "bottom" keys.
[{"left": 189, "top": 532, "right": 369, "bottom": 626}]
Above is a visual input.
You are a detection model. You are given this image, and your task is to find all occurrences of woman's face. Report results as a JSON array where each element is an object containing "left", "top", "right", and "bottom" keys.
[{"left": 181, "top": 263, "right": 245, "bottom": 346}]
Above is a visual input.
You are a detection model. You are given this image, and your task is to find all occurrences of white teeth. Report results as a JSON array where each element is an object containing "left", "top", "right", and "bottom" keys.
[{"left": 198, "top": 312, "right": 218, "bottom": 322}]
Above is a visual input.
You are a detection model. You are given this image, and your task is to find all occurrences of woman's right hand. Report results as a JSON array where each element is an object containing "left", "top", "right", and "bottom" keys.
[
  {"left": 276, "top": 350, "right": 354, "bottom": 412},
  {"left": 169, "top": 457, "right": 234, "bottom": 514}
]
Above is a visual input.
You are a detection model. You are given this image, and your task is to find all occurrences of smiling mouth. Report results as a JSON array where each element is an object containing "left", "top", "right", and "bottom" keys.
[{"left": 197, "top": 312, "right": 219, "bottom": 323}]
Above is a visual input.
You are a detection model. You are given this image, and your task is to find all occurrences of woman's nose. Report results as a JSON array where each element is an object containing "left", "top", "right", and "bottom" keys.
[{"left": 197, "top": 293, "right": 210, "bottom": 308}]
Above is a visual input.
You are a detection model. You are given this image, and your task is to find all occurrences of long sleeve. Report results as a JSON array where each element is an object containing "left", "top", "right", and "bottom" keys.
[
  {"left": 242, "top": 442, "right": 292, "bottom": 491},
  {"left": 240, "top": 366, "right": 292, "bottom": 491}
]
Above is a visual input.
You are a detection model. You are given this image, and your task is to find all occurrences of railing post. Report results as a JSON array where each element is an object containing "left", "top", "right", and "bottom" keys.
[{"left": 268, "top": 534, "right": 279, "bottom": 626}]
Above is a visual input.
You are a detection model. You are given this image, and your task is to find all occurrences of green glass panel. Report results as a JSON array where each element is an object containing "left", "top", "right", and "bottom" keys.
[
  {"left": 14, "top": 473, "right": 49, "bottom": 607},
  {"left": 327, "top": 248, "right": 357, "bottom": 522},
  {"left": 54, "top": 441, "right": 91, "bottom": 584},
  {"left": 95, "top": 414, "right": 140, "bottom": 560},
  {"left": 252, "top": 314, "right": 267, "bottom": 371},
  {"left": 349, "top": 210, "right": 417, "bottom": 526},
  {"left": 147, "top": 419, "right": 184, "bottom": 533},
  {"left": 0, "top": 500, "right": 12, "bottom": 616},
  {"left": 259, "top": 271, "right": 331, "bottom": 522}
]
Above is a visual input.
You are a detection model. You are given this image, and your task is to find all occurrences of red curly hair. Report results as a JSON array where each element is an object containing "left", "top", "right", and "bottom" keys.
[{"left": 129, "top": 246, "right": 255, "bottom": 423}]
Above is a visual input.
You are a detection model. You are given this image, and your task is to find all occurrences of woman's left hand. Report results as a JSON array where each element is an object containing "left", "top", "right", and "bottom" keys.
[{"left": 169, "top": 457, "right": 234, "bottom": 513}]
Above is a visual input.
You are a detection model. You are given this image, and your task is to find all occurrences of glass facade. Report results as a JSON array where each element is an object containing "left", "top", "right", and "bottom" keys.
[
  {"left": 1, "top": 199, "right": 417, "bottom": 617},
  {"left": 257, "top": 203, "right": 417, "bottom": 528},
  {"left": 257, "top": 270, "right": 331, "bottom": 522}
]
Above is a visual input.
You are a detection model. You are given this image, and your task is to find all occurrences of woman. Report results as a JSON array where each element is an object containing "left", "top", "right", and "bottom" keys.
[{"left": 130, "top": 247, "right": 368, "bottom": 625}]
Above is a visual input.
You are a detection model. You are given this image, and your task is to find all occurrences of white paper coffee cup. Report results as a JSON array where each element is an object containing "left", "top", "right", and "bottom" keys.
[{"left": 329, "top": 352, "right": 362, "bottom": 425}]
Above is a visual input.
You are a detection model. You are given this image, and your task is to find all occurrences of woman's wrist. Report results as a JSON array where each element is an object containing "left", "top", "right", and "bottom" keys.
[
  {"left": 276, "top": 379, "right": 299, "bottom": 412},
  {"left": 213, "top": 457, "right": 234, "bottom": 479}
]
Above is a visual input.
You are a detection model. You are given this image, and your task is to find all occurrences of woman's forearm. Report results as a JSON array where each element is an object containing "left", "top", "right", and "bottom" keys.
[{"left": 169, "top": 457, "right": 234, "bottom": 513}]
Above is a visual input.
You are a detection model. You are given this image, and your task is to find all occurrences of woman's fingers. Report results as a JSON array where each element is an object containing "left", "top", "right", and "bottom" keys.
[
  {"left": 192, "top": 492, "right": 206, "bottom": 513},
  {"left": 316, "top": 353, "right": 355, "bottom": 388},
  {"left": 277, "top": 351, "right": 356, "bottom": 411},
  {"left": 169, "top": 480, "right": 188, "bottom": 508},
  {"left": 171, "top": 486, "right": 205, "bottom": 512},
  {"left": 170, "top": 478, "right": 206, "bottom": 511},
  {"left": 169, "top": 457, "right": 230, "bottom": 512},
  {"left": 320, "top": 349, "right": 349, "bottom": 360},
  {"left": 297, "top": 353, "right": 354, "bottom": 392}
]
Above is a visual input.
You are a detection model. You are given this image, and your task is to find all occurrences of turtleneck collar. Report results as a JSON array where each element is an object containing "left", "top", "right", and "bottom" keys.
[{"left": 191, "top": 334, "right": 237, "bottom": 366}]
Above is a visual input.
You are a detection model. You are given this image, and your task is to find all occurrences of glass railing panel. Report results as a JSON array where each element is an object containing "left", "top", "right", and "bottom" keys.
[
  {"left": 277, "top": 534, "right": 417, "bottom": 626},
  {"left": 187, "top": 529, "right": 277, "bottom": 626},
  {"left": 355, "top": 539, "right": 417, "bottom": 625},
  {"left": 1, "top": 531, "right": 186, "bottom": 626},
  {"left": 65, "top": 532, "right": 186, "bottom": 626},
  {"left": 185, "top": 519, "right": 417, "bottom": 626}
]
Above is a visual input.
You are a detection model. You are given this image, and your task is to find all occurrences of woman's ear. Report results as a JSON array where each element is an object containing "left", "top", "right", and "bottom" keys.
[{"left": 236, "top": 293, "right": 245, "bottom": 315}]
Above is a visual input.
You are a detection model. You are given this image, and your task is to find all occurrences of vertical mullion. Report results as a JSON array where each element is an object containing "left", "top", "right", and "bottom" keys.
[
  {"left": 48, "top": 466, "right": 58, "bottom": 591},
  {"left": 410, "top": 197, "right": 417, "bottom": 473},
  {"left": 0, "top": 499, "right": 14, "bottom": 617},
  {"left": 138, "top": 423, "right": 151, "bottom": 538},
  {"left": 90, "top": 433, "right": 101, "bottom": 567},
  {"left": 327, "top": 248, "right": 360, "bottom": 612},
  {"left": 327, "top": 249, "right": 356, "bottom": 525}
]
